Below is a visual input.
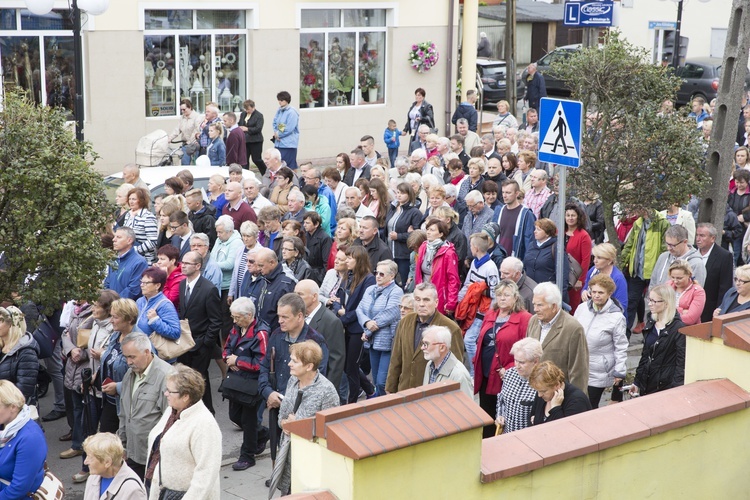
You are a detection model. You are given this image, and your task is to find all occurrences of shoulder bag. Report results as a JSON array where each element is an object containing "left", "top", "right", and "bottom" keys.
[
  {"left": 0, "top": 462, "right": 65, "bottom": 500},
  {"left": 146, "top": 300, "right": 195, "bottom": 360},
  {"left": 158, "top": 454, "right": 186, "bottom": 500}
]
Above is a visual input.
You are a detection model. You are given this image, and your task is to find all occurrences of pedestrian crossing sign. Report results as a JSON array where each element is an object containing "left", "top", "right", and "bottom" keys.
[{"left": 538, "top": 97, "right": 582, "bottom": 168}]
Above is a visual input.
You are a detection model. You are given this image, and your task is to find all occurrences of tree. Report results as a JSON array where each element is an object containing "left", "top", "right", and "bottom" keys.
[
  {"left": 550, "top": 31, "right": 710, "bottom": 247},
  {"left": 0, "top": 91, "right": 113, "bottom": 311}
]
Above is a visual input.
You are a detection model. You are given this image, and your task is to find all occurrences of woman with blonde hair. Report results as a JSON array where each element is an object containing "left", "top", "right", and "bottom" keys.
[
  {"left": 83, "top": 432, "right": 146, "bottom": 499},
  {"left": 0, "top": 306, "right": 39, "bottom": 404},
  {"left": 581, "top": 242, "right": 628, "bottom": 317},
  {"left": 630, "top": 284, "right": 685, "bottom": 397},
  {"left": 146, "top": 365, "right": 221, "bottom": 498},
  {"left": 458, "top": 157, "right": 486, "bottom": 201},
  {"left": 327, "top": 217, "right": 358, "bottom": 270},
  {"left": 667, "top": 260, "right": 706, "bottom": 326},
  {"left": 0, "top": 380, "right": 47, "bottom": 497},
  {"left": 207, "top": 173, "right": 227, "bottom": 218},
  {"left": 155, "top": 196, "right": 186, "bottom": 250},
  {"left": 114, "top": 183, "right": 135, "bottom": 229}
]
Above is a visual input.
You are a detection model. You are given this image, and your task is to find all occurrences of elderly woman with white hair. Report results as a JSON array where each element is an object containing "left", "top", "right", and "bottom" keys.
[
  {"left": 458, "top": 157, "right": 486, "bottom": 201},
  {"left": 404, "top": 172, "right": 428, "bottom": 214},
  {"left": 495, "top": 337, "right": 542, "bottom": 434},
  {"left": 211, "top": 215, "right": 245, "bottom": 338},
  {"left": 0, "top": 380, "right": 47, "bottom": 498},
  {"left": 222, "top": 297, "right": 269, "bottom": 470},
  {"left": 114, "top": 183, "right": 135, "bottom": 229},
  {"left": 83, "top": 433, "right": 146, "bottom": 499}
]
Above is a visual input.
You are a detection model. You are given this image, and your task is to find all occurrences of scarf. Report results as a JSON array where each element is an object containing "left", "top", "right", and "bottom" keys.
[
  {"left": 424, "top": 239, "right": 444, "bottom": 272},
  {"left": 0, "top": 405, "right": 31, "bottom": 448},
  {"left": 145, "top": 408, "right": 181, "bottom": 482},
  {"left": 450, "top": 173, "right": 465, "bottom": 186}
]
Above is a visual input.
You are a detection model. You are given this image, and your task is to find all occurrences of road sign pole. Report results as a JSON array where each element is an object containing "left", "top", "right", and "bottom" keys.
[{"left": 556, "top": 165, "right": 566, "bottom": 294}]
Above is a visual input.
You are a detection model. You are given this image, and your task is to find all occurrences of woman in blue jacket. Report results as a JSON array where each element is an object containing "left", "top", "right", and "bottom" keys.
[
  {"left": 337, "top": 246, "right": 376, "bottom": 403},
  {"left": 206, "top": 122, "right": 226, "bottom": 166},
  {"left": 0, "top": 380, "right": 47, "bottom": 499},
  {"left": 356, "top": 260, "right": 404, "bottom": 397},
  {"left": 385, "top": 183, "right": 424, "bottom": 287},
  {"left": 272, "top": 91, "right": 300, "bottom": 170},
  {"left": 523, "top": 218, "right": 569, "bottom": 292},
  {"left": 716, "top": 264, "right": 750, "bottom": 316},
  {"left": 135, "top": 267, "right": 181, "bottom": 349}
]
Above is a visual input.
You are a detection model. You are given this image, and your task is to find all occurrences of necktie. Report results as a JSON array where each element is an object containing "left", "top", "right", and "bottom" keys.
[{"left": 184, "top": 285, "right": 191, "bottom": 305}]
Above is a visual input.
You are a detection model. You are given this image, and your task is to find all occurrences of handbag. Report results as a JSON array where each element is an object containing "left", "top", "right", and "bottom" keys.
[
  {"left": 219, "top": 371, "right": 259, "bottom": 405},
  {"left": 150, "top": 319, "right": 194, "bottom": 360},
  {"left": 76, "top": 328, "right": 91, "bottom": 349},
  {"left": 145, "top": 300, "right": 195, "bottom": 360},
  {"left": 0, "top": 463, "right": 65, "bottom": 500}
]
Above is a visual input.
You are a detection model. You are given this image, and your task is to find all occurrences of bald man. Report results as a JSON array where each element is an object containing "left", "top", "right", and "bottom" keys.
[
  {"left": 122, "top": 163, "right": 148, "bottom": 190},
  {"left": 221, "top": 181, "right": 257, "bottom": 230},
  {"left": 295, "top": 280, "right": 345, "bottom": 393}
]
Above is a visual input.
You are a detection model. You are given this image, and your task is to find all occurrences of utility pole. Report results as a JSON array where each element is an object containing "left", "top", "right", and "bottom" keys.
[
  {"left": 699, "top": 0, "right": 750, "bottom": 225},
  {"left": 581, "top": 27, "right": 598, "bottom": 49},
  {"left": 461, "top": 0, "right": 479, "bottom": 103},
  {"left": 672, "top": 0, "right": 683, "bottom": 68},
  {"left": 505, "top": 0, "right": 517, "bottom": 116}
]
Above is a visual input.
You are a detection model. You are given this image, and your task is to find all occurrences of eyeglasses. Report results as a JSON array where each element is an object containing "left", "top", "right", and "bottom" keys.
[
  {"left": 647, "top": 298, "right": 665, "bottom": 304},
  {"left": 169, "top": 225, "right": 182, "bottom": 231},
  {"left": 140, "top": 280, "right": 155, "bottom": 285},
  {"left": 420, "top": 340, "right": 445, "bottom": 349},
  {"left": 282, "top": 247, "right": 295, "bottom": 252},
  {"left": 376, "top": 271, "right": 389, "bottom": 277},
  {"left": 666, "top": 240, "right": 686, "bottom": 249},
  {"left": 399, "top": 305, "right": 414, "bottom": 311},
  {"left": 164, "top": 389, "right": 181, "bottom": 395},
  {"left": 735, "top": 277, "right": 750, "bottom": 285},
  {"left": 247, "top": 260, "right": 255, "bottom": 264}
]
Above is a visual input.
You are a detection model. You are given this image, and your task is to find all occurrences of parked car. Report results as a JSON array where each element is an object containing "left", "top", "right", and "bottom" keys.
[
  {"left": 674, "top": 57, "right": 750, "bottom": 107},
  {"left": 102, "top": 165, "right": 254, "bottom": 204},
  {"left": 476, "top": 58, "right": 525, "bottom": 107},
  {"left": 520, "top": 44, "right": 582, "bottom": 98}
]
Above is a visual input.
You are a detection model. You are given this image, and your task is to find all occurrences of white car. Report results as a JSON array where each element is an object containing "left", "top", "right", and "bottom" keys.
[{"left": 102, "top": 165, "right": 257, "bottom": 203}]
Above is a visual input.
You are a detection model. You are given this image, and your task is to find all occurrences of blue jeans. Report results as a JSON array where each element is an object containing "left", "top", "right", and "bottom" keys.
[
  {"left": 733, "top": 237, "right": 745, "bottom": 266},
  {"left": 395, "top": 258, "right": 410, "bottom": 288},
  {"left": 278, "top": 148, "right": 298, "bottom": 170},
  {"left": 369, "top": 349, "right": 391, "bottom": 397},
  {"left": 180, "top": 145, "right": 194, "bottom": 165},
  {"left": 464, "top": 317, "right": 483, "bottom": 377},
  {"left": 388, "top": 148, "right": 398, "bottom": 168}
]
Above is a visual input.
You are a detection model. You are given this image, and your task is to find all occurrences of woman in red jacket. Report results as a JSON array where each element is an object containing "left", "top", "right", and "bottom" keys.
[
  {"left": 474, "top": 280, "right": 531, "bottom": 438},
  {"left": 414, "top": 219, "right": 460, "bottom": 315},
  {"left": 565, "top": 203, "right": 592, "bottom": 313}
]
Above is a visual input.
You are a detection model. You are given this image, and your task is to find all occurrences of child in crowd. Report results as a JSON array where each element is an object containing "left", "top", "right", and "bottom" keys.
[{"left": 384, "top": 119, "right": 401, "bottom": 168}]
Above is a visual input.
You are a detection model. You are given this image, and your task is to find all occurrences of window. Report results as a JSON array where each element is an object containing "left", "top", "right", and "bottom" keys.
[
  {"left": 143, "top": 9, "right": 247, "bottom": 117},
  {"left": 300, "top": 8, "right": 387, "bottom": 109},
  {"left": 0, "top": 9, "right": 75, "bottom": 119}
]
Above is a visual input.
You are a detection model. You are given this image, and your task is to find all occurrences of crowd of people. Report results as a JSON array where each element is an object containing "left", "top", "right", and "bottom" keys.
[{"left": 1, "top": 85, "right": 750, "bottom": 499}]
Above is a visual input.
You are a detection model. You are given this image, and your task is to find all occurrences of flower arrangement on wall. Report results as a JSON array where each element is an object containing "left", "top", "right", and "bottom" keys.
[
  {"left": 408, "top": 41, "right": 439, "bottom": 73},
  {"left": 300, "top": 43, "right": 324, "bottom": 105}
]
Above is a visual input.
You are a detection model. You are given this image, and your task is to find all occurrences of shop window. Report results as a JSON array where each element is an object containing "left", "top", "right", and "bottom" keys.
[
  {"left": 300, "top": 8, "right": 387, "bottom": 109},
  {"left": 143, "top": 9, "right": 248, "bottom": 117}
]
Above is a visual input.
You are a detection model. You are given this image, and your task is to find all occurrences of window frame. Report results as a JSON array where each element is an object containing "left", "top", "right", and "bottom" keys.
[
  {"left": 0, "top": 8, "right": 80, "bottom": 119},
  {"left": 140, "top": 4, "right": 254, "bottom": 119},
  {"left": 297, "top": 4, "right": 395, "bottom": 110}
]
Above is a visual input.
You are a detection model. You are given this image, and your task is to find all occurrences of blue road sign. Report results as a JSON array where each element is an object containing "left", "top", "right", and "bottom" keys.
[
  {"left": 563, "top": 1, "right": 614, "bottom": 27},
  {"left": 538, "top": 97, "right": 583, "bottom": 168}
]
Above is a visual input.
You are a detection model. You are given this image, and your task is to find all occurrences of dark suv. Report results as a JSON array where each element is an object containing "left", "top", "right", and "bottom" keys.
[
  {"left": 520, "top": 44, "right": 581, "bottom": 97},
  {"left": 675, "top": 57, "right": 750, "bottom": 107},
  {"left": 476, "top": 58, "right": 525, "bottom": 107}
]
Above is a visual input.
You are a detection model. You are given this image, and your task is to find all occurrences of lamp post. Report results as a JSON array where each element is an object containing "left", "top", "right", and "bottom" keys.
[{"left": 24, "top": 0, "right": 109, "bottom": 141}]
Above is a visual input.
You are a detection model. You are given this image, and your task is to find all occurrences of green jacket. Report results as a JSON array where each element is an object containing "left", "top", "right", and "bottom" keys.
[{"left": 620, "top": 214, "right": 670, "bottom": 280}]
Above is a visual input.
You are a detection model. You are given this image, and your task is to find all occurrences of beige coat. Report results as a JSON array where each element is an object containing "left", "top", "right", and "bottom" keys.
[
  {"left": 526, "top": 310, "right": 590, "bottom": 392},
  {"left": 83, "top": 462, "right": 147, "bottom": 500},
  {"left": 423, "top": 352, "right": 473, "bottom": 398},
  {"left": 147, "top": 402, "right": 222, "bottom": 500}
]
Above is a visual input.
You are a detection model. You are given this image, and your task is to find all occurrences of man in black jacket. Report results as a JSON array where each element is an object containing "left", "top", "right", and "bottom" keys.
[
  {"left": 295, "top": 280, "right": 345, "bottom": 393},
  {"left": 352, "top": 216, "right": 392, "bottom": 272},
  {"left": 251, "top": 248, "right": 296, "bottom": 332},
  {"left": 178, "top": 251, "right": 222, "bottom": 414},
  {"left": 186, "top": 189, "right": 217, "bottom": 249},
  {"left": 696, "top": 223, "right": 734, "bottom": 323},
  {"left": 303, "top": 211, "right": 332, "bottom": 285}
]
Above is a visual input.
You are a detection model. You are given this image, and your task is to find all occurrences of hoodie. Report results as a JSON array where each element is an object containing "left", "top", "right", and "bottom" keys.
[{"left": 649, "top": 246, "right": 707, "bottom": 290}]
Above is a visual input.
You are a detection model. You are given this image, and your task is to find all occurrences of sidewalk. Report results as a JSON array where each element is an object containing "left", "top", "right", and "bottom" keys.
[{"left": 220, "top": 452, "right": 274, "bottom": 499}]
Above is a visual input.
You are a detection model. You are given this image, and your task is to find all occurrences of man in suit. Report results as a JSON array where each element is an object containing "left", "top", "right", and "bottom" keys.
[
  {"left": 696, "top": 223, "right": 734, "bottom": 323},
  {"left": 481, "top": 133, "right": 502, "bottom": 163},
  {"left": 343, "top": 148, "right": 371, "bottom": 186},
  {"left": 178, "top": 251, "right": 222, "bottom": 414},
  {"left": 526, "top": 282, "right": 589, "bottom": 391},
  {"left": 385, "top": 283, "right": 464, "bottom": 394},
  {"left": 295, "top": 280, "right": 345, "bottom": 393},
  {"left": 169, "top": 211, "right": 192, "bottom": 259}
]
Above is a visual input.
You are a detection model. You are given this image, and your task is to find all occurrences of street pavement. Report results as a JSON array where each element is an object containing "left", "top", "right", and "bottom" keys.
[
  {"left": 39, "top": 333, "right": 645, "bottom": 499},
  {"left": 39, "top": 362, "right": 274, "bottom": 500}
]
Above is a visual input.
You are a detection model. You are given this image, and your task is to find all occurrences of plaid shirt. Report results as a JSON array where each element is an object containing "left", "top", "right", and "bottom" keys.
[
  {"left": 429, "top": 352, "right": 453, "bottom": 384},
  {"left": 523, "top": 186, "right": 551, "bottom": 219}
]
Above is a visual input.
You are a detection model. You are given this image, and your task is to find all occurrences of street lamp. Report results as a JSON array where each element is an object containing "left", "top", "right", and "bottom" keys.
[{"left": 24, "top": 0, "right": 109, "bottom": 141}]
